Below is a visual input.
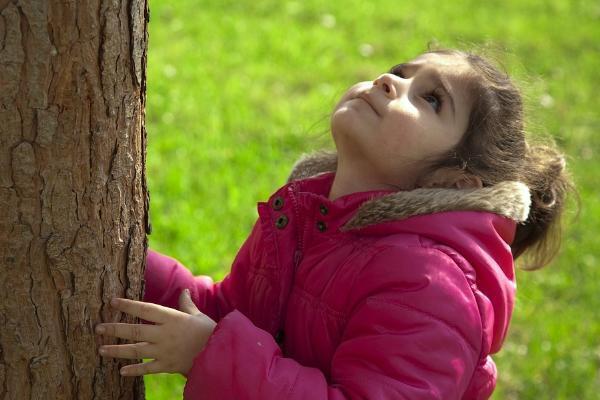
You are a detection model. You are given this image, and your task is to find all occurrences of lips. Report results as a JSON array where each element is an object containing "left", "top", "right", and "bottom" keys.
[{"left": 356, "top": 93, "right": 379, "bottom": 116}]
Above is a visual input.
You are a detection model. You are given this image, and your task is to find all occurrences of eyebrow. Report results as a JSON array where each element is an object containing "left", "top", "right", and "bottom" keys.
[{"left": 389, "top": 63, "right": 457, "bottom": 120}]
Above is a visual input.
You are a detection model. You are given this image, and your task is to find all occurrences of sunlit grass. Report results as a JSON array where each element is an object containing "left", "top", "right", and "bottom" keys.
[{"left": 144, "top": 0, "right": 599, "bottom": 398}]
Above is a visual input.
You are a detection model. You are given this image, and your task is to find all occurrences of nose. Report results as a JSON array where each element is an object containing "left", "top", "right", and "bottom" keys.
[{"left": 373, "top": 73, "right": 400, "bottom": 99}]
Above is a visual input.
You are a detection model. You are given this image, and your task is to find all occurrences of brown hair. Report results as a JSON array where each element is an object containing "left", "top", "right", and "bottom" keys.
[{"left": 426, "top": 48, "right": 575, "bottom": 270}]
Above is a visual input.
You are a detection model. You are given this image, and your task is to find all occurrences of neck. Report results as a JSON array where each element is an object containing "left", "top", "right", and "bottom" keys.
[{"left": 328, "top": 166, "right": 402, "bottom": 201}]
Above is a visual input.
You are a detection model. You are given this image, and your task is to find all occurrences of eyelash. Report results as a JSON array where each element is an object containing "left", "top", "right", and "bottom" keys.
[
  {"left": 390, "top": 66, "right": 445, "bottom": 113},
  {"left": 424, "top": 87, "right": 444, "bottom": 113},
  {"left": 389, "top": 64, "right": 404, "bottom": 76}
]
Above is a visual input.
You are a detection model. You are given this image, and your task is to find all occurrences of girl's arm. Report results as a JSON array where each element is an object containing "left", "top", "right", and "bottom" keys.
[
  {"left": 182, "top": 246, "right": 487, "bottom": 400},
  {"left": 143, "top": 249, "right": 231, "bottom": 321},
  {"left": 143, "top": 219, "right": 262, "bottom": 322}
]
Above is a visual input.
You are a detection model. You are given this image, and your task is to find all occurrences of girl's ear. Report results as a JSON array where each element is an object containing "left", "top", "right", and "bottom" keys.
[
  {"left": 418, "top": 167, "right": 483, "bottom": 189},
  {"left": 455, "top": 173, "right": 483, "bottom": 189}
]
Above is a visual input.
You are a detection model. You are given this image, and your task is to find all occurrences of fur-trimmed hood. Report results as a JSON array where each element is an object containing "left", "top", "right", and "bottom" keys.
[{"left": 287, "top": 151, "right": 531, "bottom": 230}]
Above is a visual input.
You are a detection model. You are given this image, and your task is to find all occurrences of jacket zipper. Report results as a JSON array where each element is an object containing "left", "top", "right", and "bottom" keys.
[
  {"left": 288, "top": 183, "right": 305, "bottom": 268},
  {"left": 275, "top": 184, "right": 305, "bottom": 351}
]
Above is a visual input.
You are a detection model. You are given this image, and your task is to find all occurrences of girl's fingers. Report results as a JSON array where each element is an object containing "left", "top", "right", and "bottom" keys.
[
  {"left": 99, "top": 342, "right": 157, "bottom": 360},
  {"left": 109, "top": 298, "right": 173, "bottom": 324},
  {"left": 96, "top": 322, "right": 161, "bottom": 342},
  {"left": 120, "top": 360, "right": 165, "bottom": 376}
]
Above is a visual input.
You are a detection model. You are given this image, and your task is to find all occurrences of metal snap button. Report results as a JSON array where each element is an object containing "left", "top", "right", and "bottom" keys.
[
  {"left": 275, "top": 214, "right": 288, "bottom": 229},
  {"left": 272, "top": 196, "right": 284, "bottom": 210},
  {"left": 319, "top": 204, "right": 328, "bottom": 215},
  {"left": 316, "top": 221, "right": 327, "bottom": 232}
]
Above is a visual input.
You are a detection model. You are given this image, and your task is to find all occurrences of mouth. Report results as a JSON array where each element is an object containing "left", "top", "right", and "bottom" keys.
[{"left": 356, "top": 93, "right": 379, "bottom": 116}]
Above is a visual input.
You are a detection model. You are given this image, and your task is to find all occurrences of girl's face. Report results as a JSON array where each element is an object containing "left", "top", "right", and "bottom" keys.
[{"left": 331, "top": 52, "right": 475, "bottom": 190}]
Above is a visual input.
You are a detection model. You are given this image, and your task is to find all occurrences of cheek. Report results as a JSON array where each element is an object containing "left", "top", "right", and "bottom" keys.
[{"left": 379, "top": 111, "right": 424, "bottom": 149}]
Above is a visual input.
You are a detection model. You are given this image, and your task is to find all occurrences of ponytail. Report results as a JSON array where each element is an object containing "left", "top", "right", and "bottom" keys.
[{"left": 512, "top": 144, "right": 575, "bottom": 270}]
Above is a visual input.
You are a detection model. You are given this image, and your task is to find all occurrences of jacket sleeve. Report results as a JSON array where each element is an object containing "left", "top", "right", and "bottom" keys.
[
  {"left": 143, "top": 220, "right": 263, "bottom": 321},
  {"left": 143, "top": 249, "right": 231, "bottom": 321},
  {"left": 182, "top": 245, "right": 484, "bottom": 400}
]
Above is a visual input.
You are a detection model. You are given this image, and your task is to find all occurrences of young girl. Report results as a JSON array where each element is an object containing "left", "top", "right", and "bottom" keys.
[{"left": 95, "top": 49, "right": 572, "bottom": 399}]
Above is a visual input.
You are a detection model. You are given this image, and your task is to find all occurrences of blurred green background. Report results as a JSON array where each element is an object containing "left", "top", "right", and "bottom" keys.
[{"left": 143, "top": 0, "right": 599, "bottom": 398}]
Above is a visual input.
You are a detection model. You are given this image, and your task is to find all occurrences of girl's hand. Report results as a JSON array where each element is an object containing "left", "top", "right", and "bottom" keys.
[{"left": 95, "top": 289, "right": 216, "bottom": 377}]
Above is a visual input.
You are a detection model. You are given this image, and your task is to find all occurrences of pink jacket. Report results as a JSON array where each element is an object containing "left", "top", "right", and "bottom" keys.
[{"left": 144, "top": 152, "right": 531, "bottom": 399}]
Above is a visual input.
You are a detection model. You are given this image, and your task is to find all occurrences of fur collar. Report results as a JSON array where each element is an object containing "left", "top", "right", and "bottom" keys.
[{"left": 287, "top": 151, "right": 531, "bottom": 230}]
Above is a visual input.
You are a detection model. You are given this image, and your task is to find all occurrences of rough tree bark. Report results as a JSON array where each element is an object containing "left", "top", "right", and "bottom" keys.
[{"left": 0, "top": 0, "right": 149, "bottom": 399}]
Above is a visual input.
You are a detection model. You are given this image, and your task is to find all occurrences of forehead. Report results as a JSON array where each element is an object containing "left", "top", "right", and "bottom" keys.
[{"left": 408, "top": 52, "right": 473, "bottom": 76}]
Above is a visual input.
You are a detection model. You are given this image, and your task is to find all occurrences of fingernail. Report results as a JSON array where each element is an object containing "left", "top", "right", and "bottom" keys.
[
  {"left": 96, "top": 325, "right": 105, "bottom": 334},
  {"left": 120, "top": 368, "right": 128, "bottom": 376},
  {"left": 99, "top": 347, "right": 106, "bottom": 355},
  {"left": 110, "top": 298, "right": 118, "bottom": 307}
]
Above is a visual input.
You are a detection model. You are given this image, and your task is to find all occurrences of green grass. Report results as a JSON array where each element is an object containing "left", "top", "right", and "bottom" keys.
[{"left": 143, "top": 0, "right": 600, "bottom": 398}]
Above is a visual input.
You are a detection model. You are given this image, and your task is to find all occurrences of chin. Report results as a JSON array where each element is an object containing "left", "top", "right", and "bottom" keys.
[
  {"left": 331, "top": 120, "right": 373, "bottom": 166},
  {"left": 331, "top": 105, "right": 369, "bottom": 143}
]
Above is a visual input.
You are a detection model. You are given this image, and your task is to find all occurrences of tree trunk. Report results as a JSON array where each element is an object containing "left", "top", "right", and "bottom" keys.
[{"left": 0, "top": 0, "right": 149, "bottom": 399}]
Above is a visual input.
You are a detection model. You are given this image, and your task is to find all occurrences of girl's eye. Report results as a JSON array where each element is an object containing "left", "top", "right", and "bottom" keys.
[
  {"left": 389, "top": 64, "right": 405, "bottom": 78},
  {"left": 424, "top": 90, "right": 443, "bottom": 113}
]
